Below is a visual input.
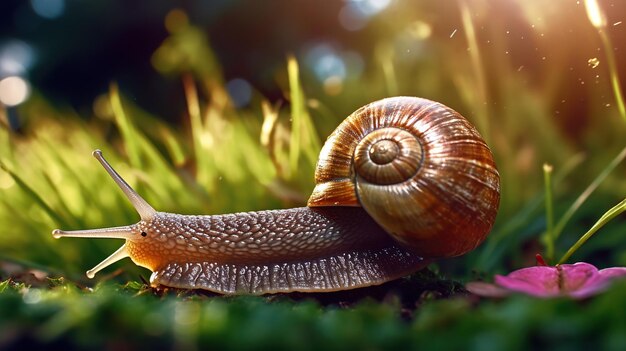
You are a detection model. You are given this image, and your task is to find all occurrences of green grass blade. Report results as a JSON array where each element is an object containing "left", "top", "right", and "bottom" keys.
[
  {"left": 287, "top": 56, "right": 304, "bottom": 177},
  {"left": 287, "top": 56, "right": 321, "bottom": 180},
  {"left": 109, "top": 83, "right": 142, "bottom": 169},
  {"left": 541, "top": 164, "right": 555, "bottom": 261},
  {"left": 553, "top": 145, "right": 626, "bottom": 241},
  {"left": 0, "top": 162, "right": 68, "bottom": 229},
  {"left": 558, "top": 196, "right": 626, "bottom": 264},
  {"left": 475, "top": 153, "right": 585, "bottom": 269},
  {"left": 585, "top": 0, "right": 626, "bottom": 123}
]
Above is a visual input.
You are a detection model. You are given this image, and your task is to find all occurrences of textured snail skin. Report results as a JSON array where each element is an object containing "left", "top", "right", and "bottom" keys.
[
  {"left": 52, "top": 96, "right": 499, "bottom": 295},
  {"left": 133, "top": 207, "right": 426, "bottom": 294}
]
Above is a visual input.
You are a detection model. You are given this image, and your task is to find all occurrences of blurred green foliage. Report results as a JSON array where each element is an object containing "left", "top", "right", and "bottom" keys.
[{"left": 1, "top": 278, "right": 625, "bottom": 350}]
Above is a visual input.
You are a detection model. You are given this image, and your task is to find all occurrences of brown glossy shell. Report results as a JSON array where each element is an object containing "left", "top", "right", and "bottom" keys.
[{"left": 308, "top": 97, "right": 500, "bottom": 258}]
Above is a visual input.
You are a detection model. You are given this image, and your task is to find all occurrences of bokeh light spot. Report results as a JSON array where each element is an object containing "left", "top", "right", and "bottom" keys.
[
  {"left": 22, "top": 289, "right": 42, "bottom": 304},
  {"left": 407, "top": 21, "right": 432, "bottom": 40},
  {"left": 226, "top": 78, "right": 252, "bottom": 108},
  {"left": 305, "top": 44, "right": 347, "bottom": 83},
  {"left": 0, "top": 76, "right": 31, "bottom": 107},
  {"left": 0, "top": 40, "right": 36, "bottom": 76},
  {"left": 338, "top": 5, "right": 368, "bottom": 31},
  {"left": 317, "top": 55, "right": 346, "bottom": 80},
  {"left": 30, "top": 0, "right": 65, "bottom": 19},
  {"left": 343, "top": 50, "right": 365, "bottom": 78},
  {"left": 93, "top": 94, "right": 114, "bottom": 120},
  {"left": 359, "top": 0, "right": 391, "bottom": 15},
  {"left": 165, "top": 9, "right": 189, "bottom": 33},
  {"left": 339, "top": 0, "right": 391, "bottom": 31},
  {"left": 175, "top": 301, "right": 200, "bottom": 327},
  {"left": 323, "top": 76, "right": 344, "bottom": 95}
]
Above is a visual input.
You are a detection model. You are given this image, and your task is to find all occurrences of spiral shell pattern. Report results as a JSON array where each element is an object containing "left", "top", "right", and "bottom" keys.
[{"left": 308, "top": 97, "right": 500, "bottom": 257}]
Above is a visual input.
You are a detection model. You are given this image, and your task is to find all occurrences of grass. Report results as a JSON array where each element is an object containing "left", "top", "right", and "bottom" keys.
[
  {"left": 2, "top": 1, "right": 626, "bottom": 349},
  {"left": 584, "top": 0, "right": 626, "bottom": 122},
  {"left": 541, "top": 164, "right": 555, "bottom": 261},
  {"left": 559, "top": 196, "right": 626, "bottom": 264},
  {"left": 1, "top": 275, "right": 626, "bottom": 350}
]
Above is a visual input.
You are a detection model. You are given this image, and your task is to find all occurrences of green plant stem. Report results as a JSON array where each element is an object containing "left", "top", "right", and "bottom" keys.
[
  {"left": 553, "top": 145, "right": 626, "bottom": 241},
  {"left": 558, "top": 197, "right": 626, "bottom": 264},
  {"left": 474, "top": 153, "right": 584, "bottom": 269},
  {"left": 542, "top": 164, "right": 555, "bottom": 261}
]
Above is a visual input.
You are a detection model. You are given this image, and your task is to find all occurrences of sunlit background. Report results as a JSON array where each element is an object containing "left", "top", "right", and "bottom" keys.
[
  {"left": 1, "top": 0, "right": 626, "bottom": 279},
  {"left": 2, "top": 0, "right": 624, "bottom": 119},
  {"left": 2, "top": 0, "right": 626, "bottom": 349}
]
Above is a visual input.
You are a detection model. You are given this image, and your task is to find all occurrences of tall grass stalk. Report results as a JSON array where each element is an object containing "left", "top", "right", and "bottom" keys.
[
  {"left": 287, "top": 56, "right": 304, "bottom": 177},
  {"left": 598, "top": 31, "right": 626, "bottom": 123},
  {"left": 459, "top": 0, "right": 490, "bottom": 144},
  {"left": 183, "top": 74, "right": 214, "bottom": 192},
  {"left": 584, "top": 0, "right": 626, "bottom": 123},
  {"left": 287, "top": 55, "right": 321, "bottom": 179},
  {"left": 109, "top": 83, "right": 142, "bottom": 168},
  {"left": 542, "top": 164, "right": 555, "bottom": 261},
  {"left": 376, "top": 43, "right": 398, "bottom": 96}
]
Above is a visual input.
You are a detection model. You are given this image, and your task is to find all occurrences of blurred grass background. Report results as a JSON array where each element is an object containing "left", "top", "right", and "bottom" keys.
[{"left": 1, "top": 0, "right": 626, "bottom": 349}]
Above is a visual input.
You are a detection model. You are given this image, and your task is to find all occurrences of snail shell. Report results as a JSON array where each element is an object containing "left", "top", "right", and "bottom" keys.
[
  {"left": 309, "top": 97, "right": 500, "bottom": 258},
  {"left": 51, "top": 96, "right": 500, "bottom": 294}
]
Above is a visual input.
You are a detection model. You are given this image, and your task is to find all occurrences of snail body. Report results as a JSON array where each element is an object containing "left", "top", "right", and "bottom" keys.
[{"left": 52, "top": 97, "right": 500, "bottom": 294}]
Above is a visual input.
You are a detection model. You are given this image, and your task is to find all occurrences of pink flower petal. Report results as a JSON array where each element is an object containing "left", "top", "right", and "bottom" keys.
[
  {"left": 465, "top": 281, "right": 511, "bottom": 297},
  {"left": 568, "top": 266, "right": 626, "bottom": 298},
  {"left": 559, "top": 263, "right": 599, "bottom": 292},
  {"left": 467, "top": 262, "right": 626, "bottom": 299},
  {"left": 494, "top": 266, "right": 560, "bottom": 297},
  {"left": 598, "top": 267, "right": 626, "bottom": 278}
]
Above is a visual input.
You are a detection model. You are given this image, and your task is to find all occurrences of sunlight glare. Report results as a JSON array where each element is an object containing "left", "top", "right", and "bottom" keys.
[{"left": 584, "top": 0, "right": 606, "bottom": 29}]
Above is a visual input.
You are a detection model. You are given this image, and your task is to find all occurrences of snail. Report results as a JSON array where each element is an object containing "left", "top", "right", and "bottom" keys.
[{"left": 52, "top": 97, "right": 500, "bottom": 295}]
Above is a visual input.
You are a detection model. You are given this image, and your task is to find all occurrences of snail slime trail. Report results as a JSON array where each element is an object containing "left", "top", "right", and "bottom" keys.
[{"left": 52, "top": 97, "right": 500, "bottom": 295}]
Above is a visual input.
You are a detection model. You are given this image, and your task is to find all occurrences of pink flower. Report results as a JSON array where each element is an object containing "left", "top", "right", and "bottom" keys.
[{"left": 466, "top": 262, "right": 626, "bottom": 299}]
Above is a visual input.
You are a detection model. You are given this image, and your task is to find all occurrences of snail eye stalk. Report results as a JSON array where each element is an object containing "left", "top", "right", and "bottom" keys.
[
  {"left": 52, "top": 150, "right": 156, "bottom": 278},
  {"left": 91, "top": 149, "right": 155, "bottom": 221}
]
